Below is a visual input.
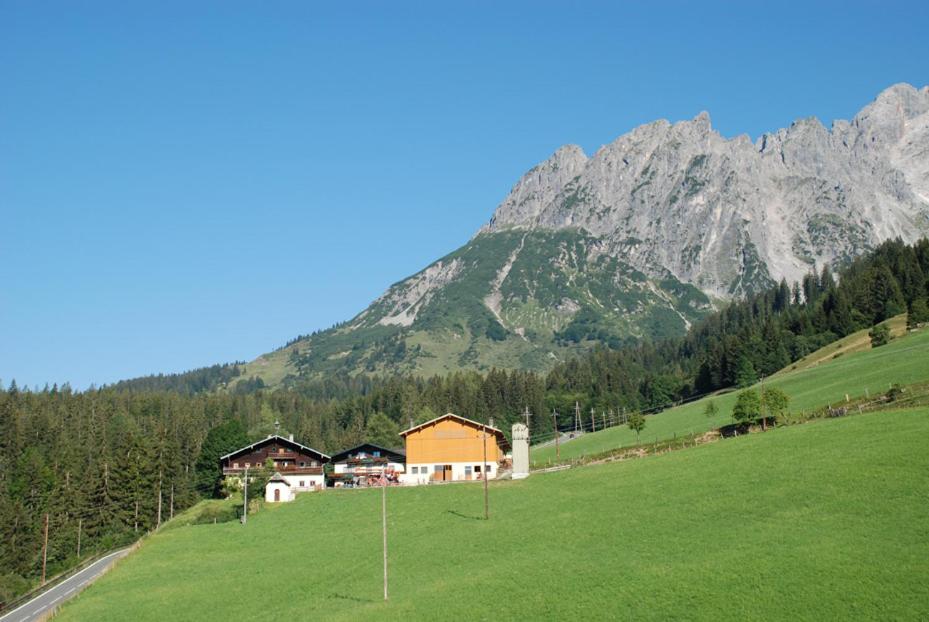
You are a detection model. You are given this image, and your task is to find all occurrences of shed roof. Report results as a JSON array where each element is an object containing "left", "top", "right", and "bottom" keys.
[{"left": 267, "top": 472, "right": 289, "bottom": 485}]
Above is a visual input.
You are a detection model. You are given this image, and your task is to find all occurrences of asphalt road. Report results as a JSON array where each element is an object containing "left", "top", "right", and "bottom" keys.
[{"left": 0, "top": 548, "right": 130, "bottom": 622}]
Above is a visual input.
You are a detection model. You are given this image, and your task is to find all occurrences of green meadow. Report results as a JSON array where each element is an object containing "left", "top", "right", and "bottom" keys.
[
  {"left": 532, "top": 321, "right": 929, "bottom": 465},
  {"left": 57, "top": 407, "right": 929, "bottom": 621}
]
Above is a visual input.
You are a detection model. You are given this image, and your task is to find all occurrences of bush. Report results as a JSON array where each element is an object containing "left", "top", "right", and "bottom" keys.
[
  {"left": 732, "top": 390, "right": 761, "bottom": 425},
  {"left": 0, "top": 572, "right": 30, "bottom": 605},
  {"left": 869, "top": 323, "right": 891, "bottom": 348}
]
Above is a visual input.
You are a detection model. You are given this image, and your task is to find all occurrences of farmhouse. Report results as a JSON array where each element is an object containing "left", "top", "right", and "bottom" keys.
[
  {"left": 220, "top": 434, "right": 330, "bottom": 497},
  {"left": 328, "top": 443, "right": 406, "bottom": 487},
  {"left": 400, "top": 413, "right": 510, "bottom": 484}
]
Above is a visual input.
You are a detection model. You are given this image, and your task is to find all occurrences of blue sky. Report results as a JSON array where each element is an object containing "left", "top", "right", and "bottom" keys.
[{"left": 2, "top": 0, "right": 928, "bottom": 389}]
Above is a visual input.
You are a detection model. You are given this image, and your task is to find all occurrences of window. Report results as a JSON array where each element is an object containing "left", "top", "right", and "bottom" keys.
[
  {"left": 465, "top": 466, "right": 472, "bottom": 476},
  {"left": 299, "top": 461, "right": 305, "bottom": 467},
  {"left": 487, "top": 465, "right": 493, "bottom": 473},
  {"left": 244, "top": 462, "right": 250, "bottom": 468},
  {"left": 434, "top": 465, "right": 444, "bottom": 473},
  {"left": 233, "top": 462, "right": 239, "bottom": 469},
  {"left": 474, "top": 465, "right": 481, "bottom": 473},
  {"left": 373, "top": 450, "right": 381, "bottom": 457},
  {"left": 299, "top": 481, "right": 305, "bottom": 487}
]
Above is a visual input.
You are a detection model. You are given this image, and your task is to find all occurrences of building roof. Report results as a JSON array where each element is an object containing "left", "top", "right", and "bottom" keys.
[
  {"left": 267, "top": 472, "right": 289, "bottom": 485},
  {"left": 330, "top": 443, "right": 406, "bottom": 464},
  {"left": 400, "top": 413, "right": 510, "bottom": 450},
  {"left": 219, "top": 434, "right": 331, "bottom": 463}
]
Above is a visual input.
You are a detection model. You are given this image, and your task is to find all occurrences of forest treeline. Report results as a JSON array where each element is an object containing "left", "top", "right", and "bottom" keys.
[{"left": 2, "top": 238, "right": 928, "bottom": 602}]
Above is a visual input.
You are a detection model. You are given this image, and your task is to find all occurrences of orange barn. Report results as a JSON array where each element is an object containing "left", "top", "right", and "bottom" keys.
[{"left": 399, "top": 413, "right": 510, "bottom": 484}]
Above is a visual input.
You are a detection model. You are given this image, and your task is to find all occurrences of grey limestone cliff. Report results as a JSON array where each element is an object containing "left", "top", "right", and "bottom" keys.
[{"left": 483, "top": 83, "right": 929, "bottom": 298}]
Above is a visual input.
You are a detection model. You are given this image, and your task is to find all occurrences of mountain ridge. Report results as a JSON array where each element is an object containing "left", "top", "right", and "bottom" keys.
[{"left": 237, "top": 83, "right": 929, "bottom": 388}]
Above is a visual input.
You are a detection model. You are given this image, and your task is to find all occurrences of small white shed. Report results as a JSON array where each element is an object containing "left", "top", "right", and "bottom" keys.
[{"left": 265, "top": 472, "right": 294, "bottom": 503}]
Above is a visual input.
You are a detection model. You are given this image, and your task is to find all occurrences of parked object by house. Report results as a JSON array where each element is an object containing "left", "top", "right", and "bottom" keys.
[
  {"left": 328, "top": 443, "right": 405, "bottom": 488},
  {"left": 265, "top": 472, "right": 293, "bottom": 503},
  {"left": 220, "top": 434, "right": 330, "bottom": 496},
  {"left": 400, "top": 413, "right": 510, "bottom": 484}
]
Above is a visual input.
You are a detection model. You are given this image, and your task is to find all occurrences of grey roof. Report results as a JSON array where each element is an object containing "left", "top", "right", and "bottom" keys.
[{"left": 267, "top": 472, "right": 289, "bottom": 484}]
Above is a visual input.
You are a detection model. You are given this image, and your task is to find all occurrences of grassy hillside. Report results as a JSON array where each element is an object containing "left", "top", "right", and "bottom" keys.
[
  {"left": 532, "top": 320, "right": 929, "bottom": 465},
  {"left": 56, "top": 408, "right": 929, "bottom": 621}
]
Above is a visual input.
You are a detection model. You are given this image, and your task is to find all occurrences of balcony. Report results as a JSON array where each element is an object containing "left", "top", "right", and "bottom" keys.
[{"left": 223, "top": 465, "right": 323, "bottom": 476}]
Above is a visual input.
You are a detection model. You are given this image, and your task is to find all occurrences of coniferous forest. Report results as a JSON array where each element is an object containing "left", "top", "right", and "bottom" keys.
[{"left": 2, "top": 238, "right": 928, "bottom": 602}]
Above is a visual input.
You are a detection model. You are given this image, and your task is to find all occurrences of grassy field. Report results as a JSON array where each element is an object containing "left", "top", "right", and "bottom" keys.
[
  {"left": 532, "top": 321, "right": 929, "bottom": 465},
  {"left": 57, "top": 407, "right": 929, "bottom": 621}
]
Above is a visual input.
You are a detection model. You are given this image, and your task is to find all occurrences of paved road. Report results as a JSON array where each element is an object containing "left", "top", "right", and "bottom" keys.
[{"left": 0, "top": 548, "right": 130, "bottom": 622}]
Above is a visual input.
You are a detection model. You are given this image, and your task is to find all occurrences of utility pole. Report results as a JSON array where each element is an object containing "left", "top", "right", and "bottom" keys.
[
  {"left": 170, "top": 484, "right": 175, "bottom": 520},
  {"left": 574, "top": 401, "right": 581, "bottom": 433},
  {"left": 482, "top": 425, "right": 489, "bottom": 520},
  {"left": 77, "top": 518, "right": 82, "bottom": 557},
  {"left": 381, "top": 474, "right": 388, "bottom": 601},
  {"left": 523, "top": 406, "right": 532, "bottom": 432},
  {"left": 590, "top": 408, "right": 596, "bottom": 433},
  {"left": 41, "top": 513, "right": 49, "bottom": 585},
  {"left": 157, "top": 469, "right": 163, "bottom": 528},
  {"left": 242, "top": 465, "right": 249, "bottom": 525},
  {"left": 760, "top": 375, "right": 767, "bottom": 432},
  {"left": 552, "top": 409, "right": 560, "bottom": 460}
]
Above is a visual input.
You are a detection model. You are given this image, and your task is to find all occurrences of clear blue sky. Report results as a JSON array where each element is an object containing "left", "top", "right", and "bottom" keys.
[{"left": 2, "top": 0, "right": 927, "bottom": 389}]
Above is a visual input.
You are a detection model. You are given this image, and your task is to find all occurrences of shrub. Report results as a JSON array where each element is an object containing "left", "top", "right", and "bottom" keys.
[{"left": 869, "top": 323, "right": 891, "bottom": 348}]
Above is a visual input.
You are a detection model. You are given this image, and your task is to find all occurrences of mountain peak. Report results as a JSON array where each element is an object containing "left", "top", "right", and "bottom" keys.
[{"left": 484, "top": 83, "right": 929, "bottom": 296}]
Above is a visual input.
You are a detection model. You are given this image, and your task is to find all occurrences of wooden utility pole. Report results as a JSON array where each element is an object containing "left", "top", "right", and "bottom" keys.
[
  {"left": 77, "top": 518, "right": 82, "bottom": 558},
  {"left": 760, "top": 375, "right": 767, "bottom": 432},
  {"left": 381, "top": 475, "right": 388, "bottom": 601},
  {"left": 243, "top": 466, "right": 250, "bottom": 525},
  {"left": 552, "top": 409, "right": 560, "bottom": 460},
  {"left": 157, "top": 470, "right": 163, "bottom": 528},
  {"left": 590, "top": 408, "right": 596, "bottom": 432},
  {"left": 482, "top": 425, "right": 489, "bottom": 520},
  {"left": 41, "top": 513, "right": 49, "bottom": 585},
  {"left": 170, "top": 484, "right": 175, "bottom": 520},
  {"left": 574, "top": 401, "right": 581, "bottom": 433}
]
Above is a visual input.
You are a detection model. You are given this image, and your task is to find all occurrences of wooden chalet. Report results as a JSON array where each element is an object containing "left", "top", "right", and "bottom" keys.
[
  {"left": 328, "top": 443, "right": 405, "bottom": 487},
  {"left": 220, "top": 434, "right": 330, "bottom": 493}
]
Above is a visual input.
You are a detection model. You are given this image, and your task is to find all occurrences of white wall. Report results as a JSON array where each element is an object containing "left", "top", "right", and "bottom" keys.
[
  {"left": 265, "top": 481, "right": 293, "bottom": 503},
  {"left": 399, "top": 461, "right": 498, "bottom": 485},
  {"left": 282, "top": 474, "right": 324, "bottom": 491}
]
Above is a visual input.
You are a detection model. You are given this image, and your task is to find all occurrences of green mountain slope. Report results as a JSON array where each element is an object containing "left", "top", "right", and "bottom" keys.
[
  {"left": 532, "top": 315, "right": 926, "bottom": 465},
  {"left": 57, "top": 408, "right": 929, "bottom": 621},
  {"left": 237, "top": 229, "right": 712, "bottom": 388}
]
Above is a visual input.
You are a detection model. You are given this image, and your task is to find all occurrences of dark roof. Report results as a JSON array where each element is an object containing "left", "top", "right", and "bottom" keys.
[
  {"left": 400, "top": 413, "right": 510, "bottom": 451},
  {"left": 219, "top": 435, "right": 331, "bottom": 463},
  {"left": 330, "top": 443, "right": 406, "bottom": 464}
]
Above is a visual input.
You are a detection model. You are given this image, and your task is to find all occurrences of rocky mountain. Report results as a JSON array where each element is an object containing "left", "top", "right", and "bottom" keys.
[{"left": 237, "top": 84, "right": 929, "bottom": 388}]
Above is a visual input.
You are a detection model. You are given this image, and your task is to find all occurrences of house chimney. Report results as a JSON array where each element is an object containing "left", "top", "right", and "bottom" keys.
[{"left": 288, "top": 433, "right": 293, "bottom": 442}]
